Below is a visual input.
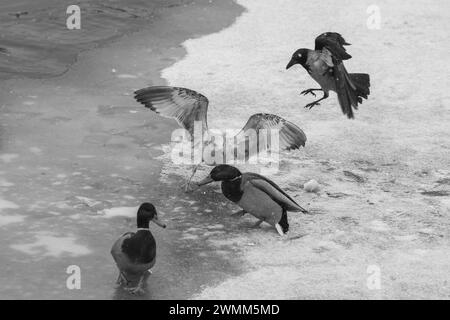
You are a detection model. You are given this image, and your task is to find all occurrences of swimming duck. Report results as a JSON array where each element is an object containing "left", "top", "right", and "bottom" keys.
[
  {"left": 197, "top": 165, "right": 308, "bottom": 236},
  {"left": 134, "top": 86, "right": 307, "bottom": 191},
  {"left": 110, "top": 203, "right": 166, "bottom": 295}
]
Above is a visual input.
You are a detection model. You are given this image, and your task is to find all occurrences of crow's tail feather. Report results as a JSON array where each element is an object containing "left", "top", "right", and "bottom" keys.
[{"left": 335, "top": 63, "right": 370, "bottom": 119}]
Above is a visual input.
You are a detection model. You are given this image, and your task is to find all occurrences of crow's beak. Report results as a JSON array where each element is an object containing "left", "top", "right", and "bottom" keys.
[
  {"left": 152, "top": 215, "right": 166, "bottom": 229},
  {"left": 196, "top": 175, "right": 214, "bottom": 186},
  {"left": 286, "top": 58, "right": 297, "bottom": 70}
]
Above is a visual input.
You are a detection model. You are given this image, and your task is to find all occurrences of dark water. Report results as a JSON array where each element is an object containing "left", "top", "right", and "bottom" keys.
[
  {"left": 0, "top": 0, "right": 245, "bottom": 299},
  {"left": 0, "top": 0, "right": 193, "bottom": 79}
]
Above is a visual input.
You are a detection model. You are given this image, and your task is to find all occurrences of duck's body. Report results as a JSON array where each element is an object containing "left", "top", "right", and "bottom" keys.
[
  {"left": 110, "top": 203, "right": 166, "bottom": 295},
  {"left": 111, "top": 230, "right": 156, "bottom": 276},
  {"left": 198, "top": 165, "right": 307, "bottom": 235}
]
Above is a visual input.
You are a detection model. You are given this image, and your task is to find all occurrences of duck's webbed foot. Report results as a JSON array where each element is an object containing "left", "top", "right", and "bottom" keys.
[
  {"left": 114, "top": 272, "right": 129, "bottom": 289},
  {"left": 126, "top": 274, "right": 147, "bottom": 295},
  {"left": 127, "top": 286, "right": 145, "bottom": 295}
]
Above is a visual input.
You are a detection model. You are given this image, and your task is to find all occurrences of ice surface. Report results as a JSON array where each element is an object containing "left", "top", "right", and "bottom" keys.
[
  {"left": 10, "top": 233, "right": 92, "bottom": 257},
  {"left": 100, "top": 206, "right": 138, "bottom": 219}
]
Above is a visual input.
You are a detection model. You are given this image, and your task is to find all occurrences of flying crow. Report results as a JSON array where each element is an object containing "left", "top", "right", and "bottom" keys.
[{"left": 286, "top": 32, "right": 370, "bottom": 118}]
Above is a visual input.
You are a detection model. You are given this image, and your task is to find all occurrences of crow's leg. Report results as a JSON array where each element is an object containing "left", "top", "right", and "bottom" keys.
[
  {"left": 305, "top": 92, "right": 329, "bottom": 109},
  {"left": 300, "top": 88, "right": 323, "bottom": 97}
]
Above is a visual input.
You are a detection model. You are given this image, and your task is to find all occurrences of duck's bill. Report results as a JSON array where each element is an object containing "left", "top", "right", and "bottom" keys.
[
  {"left": 152, "top": 216, "right": 167, "bottom": 229},
  {"left": 286, "top": 58, "right": 296, "bottom": 69},
  {"left": 196, "top": 175, "right": 214, "bottom": 186}
]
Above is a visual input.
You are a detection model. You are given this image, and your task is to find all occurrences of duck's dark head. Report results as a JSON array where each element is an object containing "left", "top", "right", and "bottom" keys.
[
  {"left": 197, "top": 165, "right": 242, "bottom": 186},
  {"left": 137, "top": 202, "right": 166, "bottom": 229},
  {"left": 286, "top": 48, "right": 308, "bottom": 69}
]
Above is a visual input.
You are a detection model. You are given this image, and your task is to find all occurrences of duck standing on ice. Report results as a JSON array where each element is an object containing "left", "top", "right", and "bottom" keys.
[
  {"left": 111, "top": 203, "right": 166, "bottom": 295},
  {"left": 197, "top": 165, "right": 308, "bottom": 236}
]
